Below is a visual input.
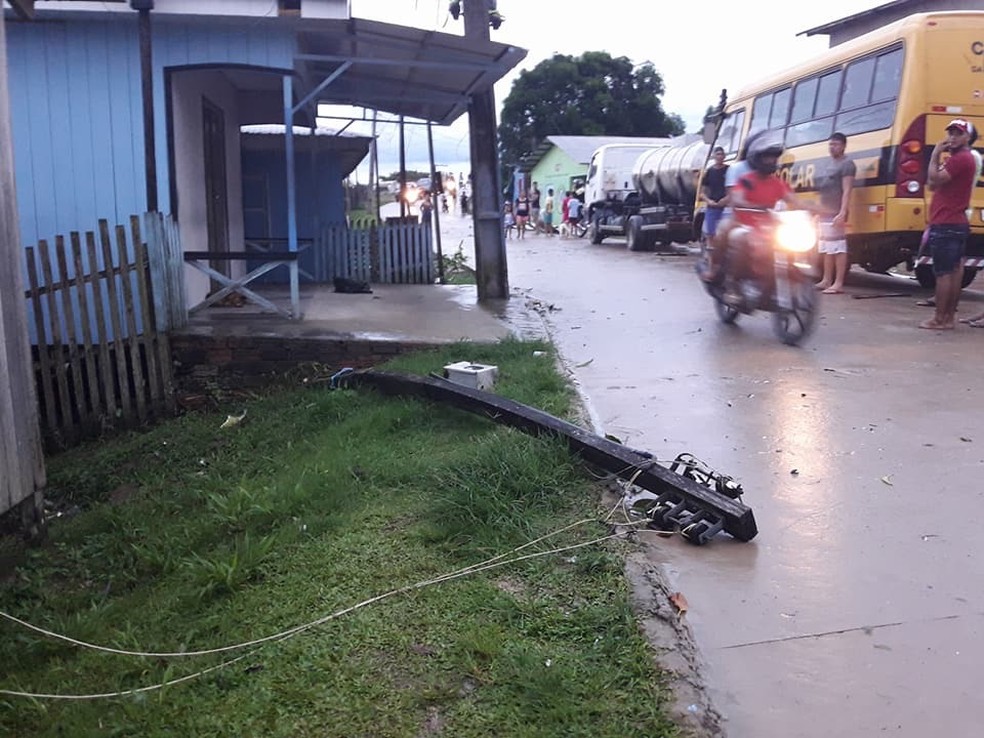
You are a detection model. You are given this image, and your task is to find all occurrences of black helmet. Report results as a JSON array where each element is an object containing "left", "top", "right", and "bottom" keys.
[{"left": 746, "top": 130, "right": 784, "bottom": 175}]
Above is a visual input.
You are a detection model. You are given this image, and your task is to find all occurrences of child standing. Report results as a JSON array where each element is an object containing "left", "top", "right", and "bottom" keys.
[{"left": 502, "top": 201, "right": 515, "bottom": 239}]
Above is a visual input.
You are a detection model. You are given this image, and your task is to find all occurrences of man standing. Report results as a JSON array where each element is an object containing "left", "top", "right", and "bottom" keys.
[
  {"left": 815, "top": 132, "right": 856, "bottom": 294},
  {"left": 920, "top": 119, "right": 977, "bottom": 330},
  {"left": 543, "top": 187, "right": 556, "bottom": 236},
  {"left": 701, "top": 146, "right": 729, "bottom": 240},
  {"left": 529, "top": 182, "right": 541, "bottom": 234}
]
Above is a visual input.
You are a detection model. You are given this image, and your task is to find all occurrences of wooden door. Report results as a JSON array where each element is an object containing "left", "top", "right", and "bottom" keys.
[{"left": 202, "top": 98, "right": 228, "bottom": 287}]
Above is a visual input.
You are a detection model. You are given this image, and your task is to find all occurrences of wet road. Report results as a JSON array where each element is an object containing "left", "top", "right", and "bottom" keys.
[{"left": 455, "top": 218, "right": 984, "bottom": 736}]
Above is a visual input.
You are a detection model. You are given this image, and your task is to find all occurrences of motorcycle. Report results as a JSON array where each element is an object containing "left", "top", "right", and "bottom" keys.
[{"left": 697, "top": 208, "right": 819, "bottom": 346}]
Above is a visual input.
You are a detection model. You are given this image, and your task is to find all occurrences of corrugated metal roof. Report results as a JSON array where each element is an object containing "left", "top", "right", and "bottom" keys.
[
  {"left": 296, "top": 17, "right": 528, "bottom": 126},
  {"left": 240, "top": 125, "right": 372, "bottom": 178},
  {"left": 240, "top": 125, "right": 365, "bottom": 137},
  {"left": 798, "top": 0, "right": 913, "bottom": 36}
]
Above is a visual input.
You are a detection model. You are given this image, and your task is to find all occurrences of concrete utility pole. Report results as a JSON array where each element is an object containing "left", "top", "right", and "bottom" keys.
[{"left": 463, "top": 0, "right": 508, "bottom": 301}]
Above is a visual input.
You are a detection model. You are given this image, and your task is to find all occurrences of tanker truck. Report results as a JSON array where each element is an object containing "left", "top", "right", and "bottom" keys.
[{"left": 585, "top": 135, "right": 709, "bottom": 251}]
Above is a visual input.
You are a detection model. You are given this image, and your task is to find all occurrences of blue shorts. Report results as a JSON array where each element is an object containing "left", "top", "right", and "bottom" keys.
[
  {"left": 703, "top": 207, "right": 725, "bottom": 236},
  {"left": 927, "top": 224, "right": 969, "bottom": 276}
]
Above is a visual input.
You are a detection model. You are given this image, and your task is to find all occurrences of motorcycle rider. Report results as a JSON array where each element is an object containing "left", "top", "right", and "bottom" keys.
[{"left": 724, "top": 131, "right": 812, "bottom": 297}]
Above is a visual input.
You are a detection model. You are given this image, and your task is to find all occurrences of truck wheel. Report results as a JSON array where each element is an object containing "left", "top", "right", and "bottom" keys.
[
  {"left": 588, "top": 217, "right": 603, "bottom": 245},
  {"left": 626, "top": 216, "right": 644, "bottom": 251}
]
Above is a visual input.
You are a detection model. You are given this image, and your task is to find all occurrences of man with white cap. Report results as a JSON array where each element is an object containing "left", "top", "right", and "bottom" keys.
[{"left": 920, "top": 118, "right": 978, "bottom": 330}]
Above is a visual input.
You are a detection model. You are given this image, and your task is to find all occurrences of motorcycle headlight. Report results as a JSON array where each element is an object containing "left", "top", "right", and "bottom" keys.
[{"left": 774, "top": 211, "right": 817, "bottom": 253}]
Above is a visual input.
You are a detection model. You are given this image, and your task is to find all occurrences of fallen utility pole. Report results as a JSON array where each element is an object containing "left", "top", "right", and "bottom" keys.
[{"left": 334, "top": 370, "right": 757, "bottom": 545}]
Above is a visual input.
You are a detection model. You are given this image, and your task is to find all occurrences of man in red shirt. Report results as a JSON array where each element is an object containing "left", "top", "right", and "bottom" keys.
[
  {"left": 727, "top": 133, "right": 810, "bottom": 281},
  {"left": 920, "top": 119, "right": 977, "bottom": 330}
]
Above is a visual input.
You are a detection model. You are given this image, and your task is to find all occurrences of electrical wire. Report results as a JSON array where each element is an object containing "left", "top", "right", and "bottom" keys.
[{"left": 0, "top": 505, "right": 654, "bottom": 700}]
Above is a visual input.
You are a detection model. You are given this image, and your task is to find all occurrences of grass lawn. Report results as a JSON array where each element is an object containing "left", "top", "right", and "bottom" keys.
[{"left": 0, "top": 339, "right": 679, "bottom": 737}]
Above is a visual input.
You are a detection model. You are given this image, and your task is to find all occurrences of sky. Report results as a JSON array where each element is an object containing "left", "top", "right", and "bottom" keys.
[{"left": 337, "top": 0, "right": 889, "bottom": 179}]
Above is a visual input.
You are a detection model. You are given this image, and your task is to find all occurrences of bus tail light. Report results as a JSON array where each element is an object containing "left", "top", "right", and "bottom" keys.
[{"left": 896, "top": 115, "right": 927, "bottom": 198}]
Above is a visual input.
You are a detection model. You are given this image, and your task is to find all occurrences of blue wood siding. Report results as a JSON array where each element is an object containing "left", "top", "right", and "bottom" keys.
[
  {"left": 7, "top": 20, "right": 144, "bottom": 248},
  {"left": 6, "top": 17, "right": 296, "bottom": 248},
  {"left": 241, "top": 145, "right": 346, "bottom": 284},
  {"left": 152, "top": 21, "right": 296, "bottom": 214}
]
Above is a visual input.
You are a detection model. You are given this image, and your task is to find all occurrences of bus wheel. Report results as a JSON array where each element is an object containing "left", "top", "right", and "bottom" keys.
[
  {"left": 915, "top": 265, "right": 980, "bottom": 289},
  {"left": 915, "top": 264, "right": 936, "bottom": 290}
]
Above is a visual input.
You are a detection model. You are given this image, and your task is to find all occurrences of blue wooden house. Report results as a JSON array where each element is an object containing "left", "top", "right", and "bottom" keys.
[{"left": 4, "top": 0, "right": 526, "bottom": 316}]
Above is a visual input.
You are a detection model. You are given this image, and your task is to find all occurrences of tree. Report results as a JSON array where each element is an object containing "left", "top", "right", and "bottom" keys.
[{"left": 497, "top": 52, "right": 686, "bottom": 171}]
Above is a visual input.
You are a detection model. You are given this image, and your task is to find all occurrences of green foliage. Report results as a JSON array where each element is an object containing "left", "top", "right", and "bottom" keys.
[
  {"left": 383, "top": 169, "right": 430, "bottom": 182},
  {"left": 498, "top": 52, "right": 687, "bottom": 170},
  {"left": 0, "top": 341, "right": 677, "bottom": 737}
]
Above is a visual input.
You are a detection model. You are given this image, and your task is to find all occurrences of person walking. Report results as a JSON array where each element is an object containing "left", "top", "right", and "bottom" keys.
[
  {"left": 815, "top": 132, "right": 856, "bottom": 294},
  {"left": 919, "top": 119, "right": 978, "bottom": 330}
]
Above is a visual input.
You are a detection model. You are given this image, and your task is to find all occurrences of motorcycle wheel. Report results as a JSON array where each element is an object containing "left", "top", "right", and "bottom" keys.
[
  {"left": 772, "top": 281, "right": 817, "bottom": 345},
  {"left": 714, "top": 297, "right": 740, "bottom": 324}
]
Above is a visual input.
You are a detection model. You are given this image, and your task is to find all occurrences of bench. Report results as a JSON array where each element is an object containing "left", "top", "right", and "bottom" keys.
[{"left": 184, "top": 251, "right": 299, "bottom": 318}]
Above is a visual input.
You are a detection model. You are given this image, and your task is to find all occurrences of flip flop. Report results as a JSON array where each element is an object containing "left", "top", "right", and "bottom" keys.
[
  {"left": 822, "top": 287, "right": 844, "bottom": 294},
  {"left": 968, "top": 319, "right": 984, "bottom": 328},
  {"left": 915, "top": 299, "right": 935, "bottom": 307}
]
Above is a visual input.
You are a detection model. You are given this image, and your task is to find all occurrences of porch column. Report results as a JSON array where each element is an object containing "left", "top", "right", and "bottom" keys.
[{"left": 283, "top": 74, "right": 300, "bottom": 318}]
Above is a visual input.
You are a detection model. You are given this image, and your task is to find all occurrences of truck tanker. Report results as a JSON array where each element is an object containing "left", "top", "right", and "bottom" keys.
[{"left": 585, "top": 135, "right": 709, "bottom": 251}]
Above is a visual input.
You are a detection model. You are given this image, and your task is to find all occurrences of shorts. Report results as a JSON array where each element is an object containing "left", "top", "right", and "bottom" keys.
[
  {"left": 927, "top": 224, "right": 969, "bottom": 276},
  {"left": 543, "top": 212, "right": 554, "bottom": 227},
  {"left": 568, "top": 215, "right": 581, "bottom": 225},
  {"left": 703, "top": 207, "right": 725, "bottom": 237},
  {"left": 816, "top": 218, "right": 847, "bottom": 255}
]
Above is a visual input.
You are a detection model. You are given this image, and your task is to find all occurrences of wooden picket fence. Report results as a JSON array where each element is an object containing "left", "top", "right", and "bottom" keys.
[
  {"left": 23, "top": 214, "right": 178, "bottom": 448},
  {"left": 270, "top": 219, "right": 435, "bottom": 285}
]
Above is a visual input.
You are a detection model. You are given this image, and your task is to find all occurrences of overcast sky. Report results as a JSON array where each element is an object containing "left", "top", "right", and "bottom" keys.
[{"left": 340, "top": 0, "right": 888, "bottom": 178}]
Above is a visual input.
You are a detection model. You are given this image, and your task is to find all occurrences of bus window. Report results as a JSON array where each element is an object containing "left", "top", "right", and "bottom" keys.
[
  {"left": 751, "top": 95, "right": 772, "bottom": 133},
  {"left": 814, "top": 70, "right": 842, "bottom": 117},
  {"left": 840, "top": 57, "right": 876, "bottom": 111},
  {"left": 786, "top": 118, "right": 834, "bottom": 147},
  {"left": 870, "top": 47, "right": 903, "bottom": 102},
  {"left": 770, "top": 88, "right": 792, "bottom": 130},
  {"left": 790, "top": 78, "right": 818, "bottom": 124},
  {"left": 835, "top": 99, "right": 895, "bottom": 137}
]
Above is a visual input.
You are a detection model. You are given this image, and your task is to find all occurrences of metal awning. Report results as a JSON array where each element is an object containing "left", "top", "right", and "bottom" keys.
[{"left": 294, "top": 17, "right": 527, "bottom": 126}]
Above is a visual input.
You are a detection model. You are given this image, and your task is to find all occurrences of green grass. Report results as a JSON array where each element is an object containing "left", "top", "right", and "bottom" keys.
[{"left": 0, "top": 340, "right": 678, "bottom": 738}]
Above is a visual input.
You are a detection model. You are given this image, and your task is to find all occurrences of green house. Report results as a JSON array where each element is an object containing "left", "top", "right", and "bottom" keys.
[{"left": 523, "top": 135, "right": 672, "bottom": 200}]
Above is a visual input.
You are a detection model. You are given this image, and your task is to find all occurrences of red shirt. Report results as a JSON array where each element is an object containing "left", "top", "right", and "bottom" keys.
[
  {"left": 929, "top": 147, "right": 976, "bottom": 226},
  {"left": 734, "top": 172, "right": 792, "bottom": 228}
]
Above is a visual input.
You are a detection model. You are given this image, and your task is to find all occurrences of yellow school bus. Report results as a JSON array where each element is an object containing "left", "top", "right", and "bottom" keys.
[{"left": 709, "top": 11, "right": 984, "bottom": 287}]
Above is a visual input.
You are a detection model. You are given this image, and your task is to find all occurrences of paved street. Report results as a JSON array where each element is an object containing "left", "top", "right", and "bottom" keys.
[{"left": 438, "top": 209, "right": 984, "bottom": 737}]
